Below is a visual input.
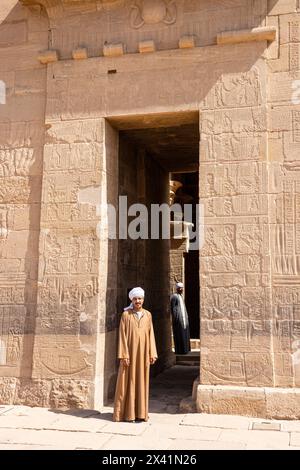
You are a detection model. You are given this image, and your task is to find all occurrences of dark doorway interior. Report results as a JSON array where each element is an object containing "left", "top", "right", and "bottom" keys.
[
  {"left": 110, "top": 112, "right": 200, "bottom": 383},
  {"left": 171, "top": 171, "right": 200, "bottom": 339}
]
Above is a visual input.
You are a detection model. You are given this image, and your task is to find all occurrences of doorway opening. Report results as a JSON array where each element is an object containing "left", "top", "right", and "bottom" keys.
[{"left": 109, "top": 111, "right": 200, "bottom": 397}]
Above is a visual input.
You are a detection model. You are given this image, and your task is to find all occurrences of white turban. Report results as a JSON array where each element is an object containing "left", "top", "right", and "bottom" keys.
[
  {"left": 176, "top": 282, "right": 184, "bottom": 288},
  {"left": 129, "top": 287, "right": 145, "bottom": 300},
  {"left": 124, "top": 287, "right": 145, "bottom": 311}
]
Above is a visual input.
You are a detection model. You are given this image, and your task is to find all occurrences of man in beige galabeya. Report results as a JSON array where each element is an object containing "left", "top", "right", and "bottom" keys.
[{"left": 113, "top": 287, "right": 158, "bottom": 422}]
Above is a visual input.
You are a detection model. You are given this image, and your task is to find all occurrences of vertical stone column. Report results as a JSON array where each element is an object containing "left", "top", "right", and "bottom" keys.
[
  {"left": 28, "top": 117, "right": 118, "bottom": 409},
  {"left": 198, "top": 59, "right": 274, "bottom": 416}
]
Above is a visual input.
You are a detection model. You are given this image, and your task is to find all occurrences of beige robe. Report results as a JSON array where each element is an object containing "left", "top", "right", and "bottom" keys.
[{"left": 113, "top": 309, "right": 158, "bottom": 422}]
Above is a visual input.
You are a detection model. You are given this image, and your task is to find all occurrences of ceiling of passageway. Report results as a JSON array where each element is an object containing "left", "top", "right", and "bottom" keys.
[{"left": 120, "top": 123, "right": 199, "bottom": 173}]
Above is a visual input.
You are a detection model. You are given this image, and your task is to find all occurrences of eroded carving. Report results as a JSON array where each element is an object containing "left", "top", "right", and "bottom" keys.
[
  {"left": 215, "top": 70, "right": 261, "bottom": 108},
  {"left": 0, "top": 307, "right": 26, "bottom": 367},
  {"left": 50, "top": 379, "right": 91, "bottom": 408},
  {"left": 130, "top": 0, "right": 176, "bottom": 28}
]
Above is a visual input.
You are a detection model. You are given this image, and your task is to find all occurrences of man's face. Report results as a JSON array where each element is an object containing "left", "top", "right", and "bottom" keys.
[
  {"left": 177, "top": 287, "right": 183, "bottom": 294},
  {"left": 132, "top": 296, "right": 144, "bottom": 310}
]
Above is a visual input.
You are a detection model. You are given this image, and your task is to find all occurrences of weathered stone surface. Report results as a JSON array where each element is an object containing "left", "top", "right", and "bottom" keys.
[
  {"left": 0, "top": 378, "right": 17, "bottom": 404},
  {"left": 139, "top": 40, "right": 155, "bottom": 54},
  {"left": 103, "top": 43, "right": 124, "bottom": 57},
  {"left": 179, "top": 36, "right": 195, "bottom": 49},
  {"left": 72, "top": 48, "right": 88, "bottom": 60},
  {"left": 38, "top": 50, "right": 59, "bottom": 65},
  {"left": 197, "top": 385, "right": 267, "bottom": 418},
  {"left": 197, "top": 385, "right": 300, "bottom": 420},
  {"left": 0, "top": 0, "right": 300, "bottom": 417},
  {"left": 265, "top": 388, "right": 300, "bottom": 420}
]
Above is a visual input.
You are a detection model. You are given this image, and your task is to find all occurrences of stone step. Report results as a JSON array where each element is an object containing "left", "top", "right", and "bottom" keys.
[
  {"left": 176, "top": 351, "right": 200, "bottom": 366},
  {"left": 176, "top": 361, "right": 199, "bottom": 367},
  {"left": 172, "top": 338, "right": 200, "bottom": 350}
]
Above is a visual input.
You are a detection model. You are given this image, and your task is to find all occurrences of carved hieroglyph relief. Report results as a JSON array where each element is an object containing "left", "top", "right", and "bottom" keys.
[
  {"left": 215, "top": 70, "right": 262, "bottom": 108},
  {"left": 0, "top": 307, "right": 26, "bottom": 367},
  {"left": 130, "top": 0, "right": 177, "bottom": 28}
]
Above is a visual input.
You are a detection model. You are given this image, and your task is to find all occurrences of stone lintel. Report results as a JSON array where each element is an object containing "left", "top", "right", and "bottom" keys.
[
  {"left": 197, "top": 385, "right": 300, "bottom": 420},
  {"left": 38, "top": 49, "right": 58, "bottom": 64},
  {"left": 217, "top": 26, "right": 277, "bottom": 45}
]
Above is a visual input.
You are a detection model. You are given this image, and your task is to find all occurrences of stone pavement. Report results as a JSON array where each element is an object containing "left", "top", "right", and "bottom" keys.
[{"left": 0, "top": 366, "right": 300, "bottom": 450}]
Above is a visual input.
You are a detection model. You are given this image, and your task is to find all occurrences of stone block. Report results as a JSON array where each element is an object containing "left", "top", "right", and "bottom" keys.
[
  {"left": 268, "top": 0, "right": 297, "bottom": 16},
  {"left": 267, "top": 44, "right": 289, "bottom": 73},
  {"left": 266, "top": 16, "right": 279, "bottom": 59},
  {"left": 138, "top": 40, "right": 155, "bottom": 53},
  {"left": 196, "top": 386, "right": 213, "bottom": 413},
  {"left": 38, "top": 50, "right": 58, "bottom": 65},
  {"left": 103, "top": 43, "right": 124, "bottom": 57},
  {"left": 197, "top": 385, "right": 266, "bottom": 418},
  {"left": 265, "top": 388, "right": 300, "bottom": 419},
  {"left": 72, "top": 48, "right": 88, "bottom": 60},
  {"left": 179, "top": 36, "right": 196, "bottom": 49},
  {"left": 252, "top": 421, "right": 281, "bottom": 431}
]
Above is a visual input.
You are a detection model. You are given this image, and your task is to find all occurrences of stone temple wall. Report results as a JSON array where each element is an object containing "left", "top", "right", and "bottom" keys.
[
  {"left": 0, "top": 1, "right": 48, "bottom": 406},
  {"left": 0, "top": 0, "right": 300, "bottom": 416}
]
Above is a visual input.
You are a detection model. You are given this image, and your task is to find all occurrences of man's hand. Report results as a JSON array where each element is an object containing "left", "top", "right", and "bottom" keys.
[
  {"left": 150, "top": 357, "right": 157, "bottom": 365},
  {"left": 121, "top": 358, "right": 130, "bottom": 366}
]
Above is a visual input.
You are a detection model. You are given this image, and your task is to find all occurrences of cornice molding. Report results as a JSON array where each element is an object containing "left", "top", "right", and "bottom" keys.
[{"left": 19, "top": 0, "right": 121, "bottom": 19}]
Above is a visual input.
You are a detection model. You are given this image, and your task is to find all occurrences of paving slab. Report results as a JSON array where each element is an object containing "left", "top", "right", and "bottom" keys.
[
  {"left": 252, "top": 422, "right": 281, "bottom": 431},
  {"left": 100, "top": 421, "right": 149, "bottom": 436},
  {"left": 0, "top": 406, "right": 14, "bottom": 416},
  {"left": 290, "top": 432, "right": 300, "bottom": 447},
  {"left": 1, "top": 406, "right": 53, "bottom": 417},
  {"left": 141, "top": 423, "right": 221, "bottom": 441},
  {"left": 45, "top": 416, "right": 109, "bottom": 432},
  {"left": 218, "top": 429, "right": 290, "bottom": 448},
  {"left": 181, "top": 413, "right": 251, "bottom": 430},
  {"left": 0, "top": 428, "right": 112, "bottom": 450},
  {"left": 0, "top": 414, "right": 59, "bottom": 429},
  {"left": 0, "top": 444, "right": 60, "bottom": 450},
  {"left": 148, "top": 412, "right": 185, "bottom": 425},
  {"left": 281, "top": 421, "right": 300, "bottom": 432},
  {"left": 169, "top": 439, "right": 247, "bottom": 450},
  {"left": 101, "top": 434, "right": 172, "bottom": 450}
]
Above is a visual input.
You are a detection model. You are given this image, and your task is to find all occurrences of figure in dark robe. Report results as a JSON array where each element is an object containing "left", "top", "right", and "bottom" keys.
[
  {"left": 170, "top": 282, "right": 191, "bottom": 355},
  {"left": 113, "top": 287, "right": 158, "bottom": 423}
]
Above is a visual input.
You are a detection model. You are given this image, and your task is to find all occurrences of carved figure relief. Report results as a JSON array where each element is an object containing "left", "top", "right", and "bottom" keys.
[
  {"left": 0, "top": 150, "right": 14, "bottom": 176},
  {"left": 0, "top": 206, "right": 8, "bottom": 241},
  {"left": 0, "top": 149, "right": 35, "bottom": 177},
  {"left": 6, "top": 319, "right": 22, "bottom": 365},
  {"left": 215, "top": 70, "right": 261, "bottom": 108},
  {"left": 130, "top": 0, "right": 177, "bottom": 28},
  {"left": 206, "top": 173, "right": 216, "bottom": 196},
  {"left": 0, "top": 307, "right": 25, "bottom": 367}
]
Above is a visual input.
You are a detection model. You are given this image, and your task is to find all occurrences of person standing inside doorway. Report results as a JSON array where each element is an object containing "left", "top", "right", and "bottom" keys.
[
  {"left": 170, "top": 282, "right": 191, "bottom": 355},
  {"left": 113, "top": 287, "right": 158, "bottom": 422}
]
